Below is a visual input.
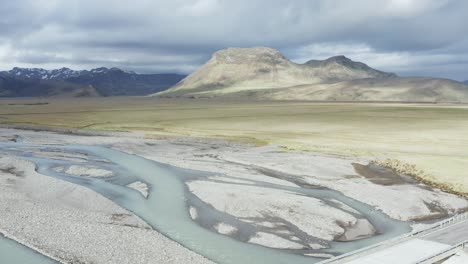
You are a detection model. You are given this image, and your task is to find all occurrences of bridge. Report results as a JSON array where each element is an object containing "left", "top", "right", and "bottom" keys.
[{"left": 321, "top": 212, "right": 468, "bottom": 264}]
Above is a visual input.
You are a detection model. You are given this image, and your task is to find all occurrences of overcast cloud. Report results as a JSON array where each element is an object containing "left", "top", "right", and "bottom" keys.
[{"left": 0, "top": 0, "right": 467, "bottom": 80}]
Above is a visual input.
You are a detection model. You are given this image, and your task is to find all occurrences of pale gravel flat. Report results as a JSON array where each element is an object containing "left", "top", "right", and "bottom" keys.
[
  {"left": 189, "top": 206, "right": 199, "bottom": 220},
  {"left": 338, "top": 219, "right": 376, "bottom": 241},
  {"left": 1, "top": 128, "right": 468, "bottom": 262},
  {"left": 57, "top": 165, "right": 113, "bottom": 177},
  {"left": 214, "top": 223, "right": 237, "bottom": 235},
  {"left": 249, "top": 232, "right": 305, "bottom": 249},
  {"left": 111, "top": 139, "right": 299, "bottom": 188},
  {"left": 213, "top": 146, "right": 468, "bottom": 221},
  {"left": 108, "top": 137, "right": 467, "bottom": 222},
  {"left": 126, "top": 181, "right": 149, "bottom": 198},
  {"left": 2, "top": 128, "right": 466, "bottom": 221},
  {"left": 188, "top": 180, "right": 363, "bottom": 242},
  {"left": 0, "top": 156, "right": 212, "bottom": 264},
  {"left": 0, "top": 129, "right": 468, "bottom": 220}
]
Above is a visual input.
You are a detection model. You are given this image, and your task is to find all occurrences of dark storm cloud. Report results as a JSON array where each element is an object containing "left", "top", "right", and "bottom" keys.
[{"left": 0, "top": 0, "right": 467, "bottom": 80}]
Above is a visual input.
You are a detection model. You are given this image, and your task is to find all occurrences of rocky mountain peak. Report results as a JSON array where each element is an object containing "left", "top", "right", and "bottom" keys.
[
  {"left": 306, "top": 55, "right": 359, "bottom": 67},
  {"left": 324, "top": 55, "right": 352, "bottom": 64},
  {"left": 305, "top": 55, "right": 396, "bottom": 79},
  {"left": 212, "top": 47, "right": 290, "bottom": 65}
]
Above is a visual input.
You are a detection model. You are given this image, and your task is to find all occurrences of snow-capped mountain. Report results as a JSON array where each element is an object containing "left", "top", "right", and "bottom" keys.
[
  {"left": 0, "top": 67, "right": 185, "bottom": 97},
  {"left": 5, "top": 67, "right": 137, "bottom": 81},
  {"left": 7, "top": 67, "right": 81, "bottom": 80}
]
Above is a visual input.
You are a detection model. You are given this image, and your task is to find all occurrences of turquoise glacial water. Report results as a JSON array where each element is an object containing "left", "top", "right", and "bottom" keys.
[
  {"left": 0, "top": 143, "right": 411, "bottom": 264},
  {"left": 0, "top": 234, "right": 56, "bottom": 264}
]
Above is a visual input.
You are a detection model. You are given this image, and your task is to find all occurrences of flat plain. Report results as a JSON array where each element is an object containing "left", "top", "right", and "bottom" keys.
[{"left": 1, "top": 97, "right": 467, "bottom": 194}]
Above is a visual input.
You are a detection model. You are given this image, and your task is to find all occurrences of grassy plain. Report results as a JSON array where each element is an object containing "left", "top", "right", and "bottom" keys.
[{"left": 1, "top": 97, "right": 467, "bottom": 194}]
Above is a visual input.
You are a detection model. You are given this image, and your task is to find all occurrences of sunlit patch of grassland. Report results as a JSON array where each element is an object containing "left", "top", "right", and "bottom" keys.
[{"left": 1, "top": 97, "right": 467, "bottom": 194}]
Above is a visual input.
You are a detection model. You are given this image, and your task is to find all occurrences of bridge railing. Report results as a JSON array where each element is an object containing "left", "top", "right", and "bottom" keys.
[
  {"left": 318, "top": 233, "right": 412, "bottom": 264},
  {"left": 319, "top": 212, "right": 468, "bottom": 264},
  {"left": 414, "top": 212, "right": 468, "bottom": 238}
]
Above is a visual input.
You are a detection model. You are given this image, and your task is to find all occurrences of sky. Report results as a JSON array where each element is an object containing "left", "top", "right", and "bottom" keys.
[{"left": 0, "top": 0, "right": 467, "bottom": 81}]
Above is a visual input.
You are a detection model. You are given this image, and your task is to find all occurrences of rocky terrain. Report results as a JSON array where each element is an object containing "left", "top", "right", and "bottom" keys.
[
  {"left": 0, "top": 67, "right": 185, "bottom": 97},
  {"left": 156, "top": 47, "right": 468, "bottom": 102}
]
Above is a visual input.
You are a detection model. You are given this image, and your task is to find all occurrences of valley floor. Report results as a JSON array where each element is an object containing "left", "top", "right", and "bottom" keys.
[
  {"left": 0, "top": 97, "right": 467, "bottom": 195},
  {"left": 0, "top": 128, "right": 467, "bottom": 263}
]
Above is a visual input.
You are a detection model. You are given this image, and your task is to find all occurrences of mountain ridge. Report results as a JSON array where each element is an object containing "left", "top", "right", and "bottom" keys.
[
  {"left": 0, "top": 67, "right": 185, "bottom": 97},
  {"left": 0, "top": 73, "right": 99, "bottom": 97},
  {"left": 159, "top": 47, "right": 397, "bottom": 97},
  {"left": 156, "top": 47, "right": 468, "bottom": 103},
  {"left": 304, "top": 55, "right": 397, "bottom": 80}
]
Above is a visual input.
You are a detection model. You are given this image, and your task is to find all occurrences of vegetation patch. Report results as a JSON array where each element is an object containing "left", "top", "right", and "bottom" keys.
[{"left": 372, "top": 158, "right": 467, "bottom": 198}]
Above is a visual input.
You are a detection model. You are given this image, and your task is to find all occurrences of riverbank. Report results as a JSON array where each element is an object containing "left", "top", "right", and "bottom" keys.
[
  {"left": 0, "top": 128, "right": 466, "bottom": 263},
  {"left": 0, "top": 98, "right": 467, "bottom": 196},
  {"left": 0, "top": 139, "right": 213, "bottom": 264}
]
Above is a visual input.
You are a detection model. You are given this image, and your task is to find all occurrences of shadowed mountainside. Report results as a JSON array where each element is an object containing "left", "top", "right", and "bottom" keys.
[
  {"left": 156, "top": 47, "right": 468, "bottom": 102},
  {"left": 0, "top": 72, "right": 99, "bottom": 97},
  {"left": 0, "top": 67, "right": 185, "bottom": 97}
]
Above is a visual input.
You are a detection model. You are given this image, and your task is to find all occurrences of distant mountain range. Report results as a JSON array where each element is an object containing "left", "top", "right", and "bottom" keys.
[
  {"left": 0, "top": 67, "right": 185, "bottom": 97},
  {"left": 157, "top": 47, "right": 468, "bottom": 103},
  {"left": 464, "top": 80, "right": 468, "bottom": 85},
  {"left": 2, "top": 51, "right": 467, "bottom": 101}
]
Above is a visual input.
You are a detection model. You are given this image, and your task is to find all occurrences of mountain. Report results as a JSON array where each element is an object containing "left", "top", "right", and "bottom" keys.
[
  {"left": 7, "top": 67, "right": 82, "bottom": 81},
  {"left": 169, "top": 47, "right": 321, "bottom": 92},
  {"left": 304, "top": 55, "right": 396, "bottom": 81},
  {"left": 0, "top": 67, "right": 185, "bottom": 97},
  {"left": 464, "top": 80, "right": 468, "bottom": 85},
  {"left": 156, "top": 47, "right": 397, "bottom": 97},
  {"left": 0, "top": 72, "right": 99, "bottom": 97},
  {"left": 64, "top": 68, "right": 185, "bottom": 96},
  {"left": 156, "top": 47, "right": 468, "bottom": 103},
  {"left": 262, "top": 77, "right": 468, "bottom": 102}
]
